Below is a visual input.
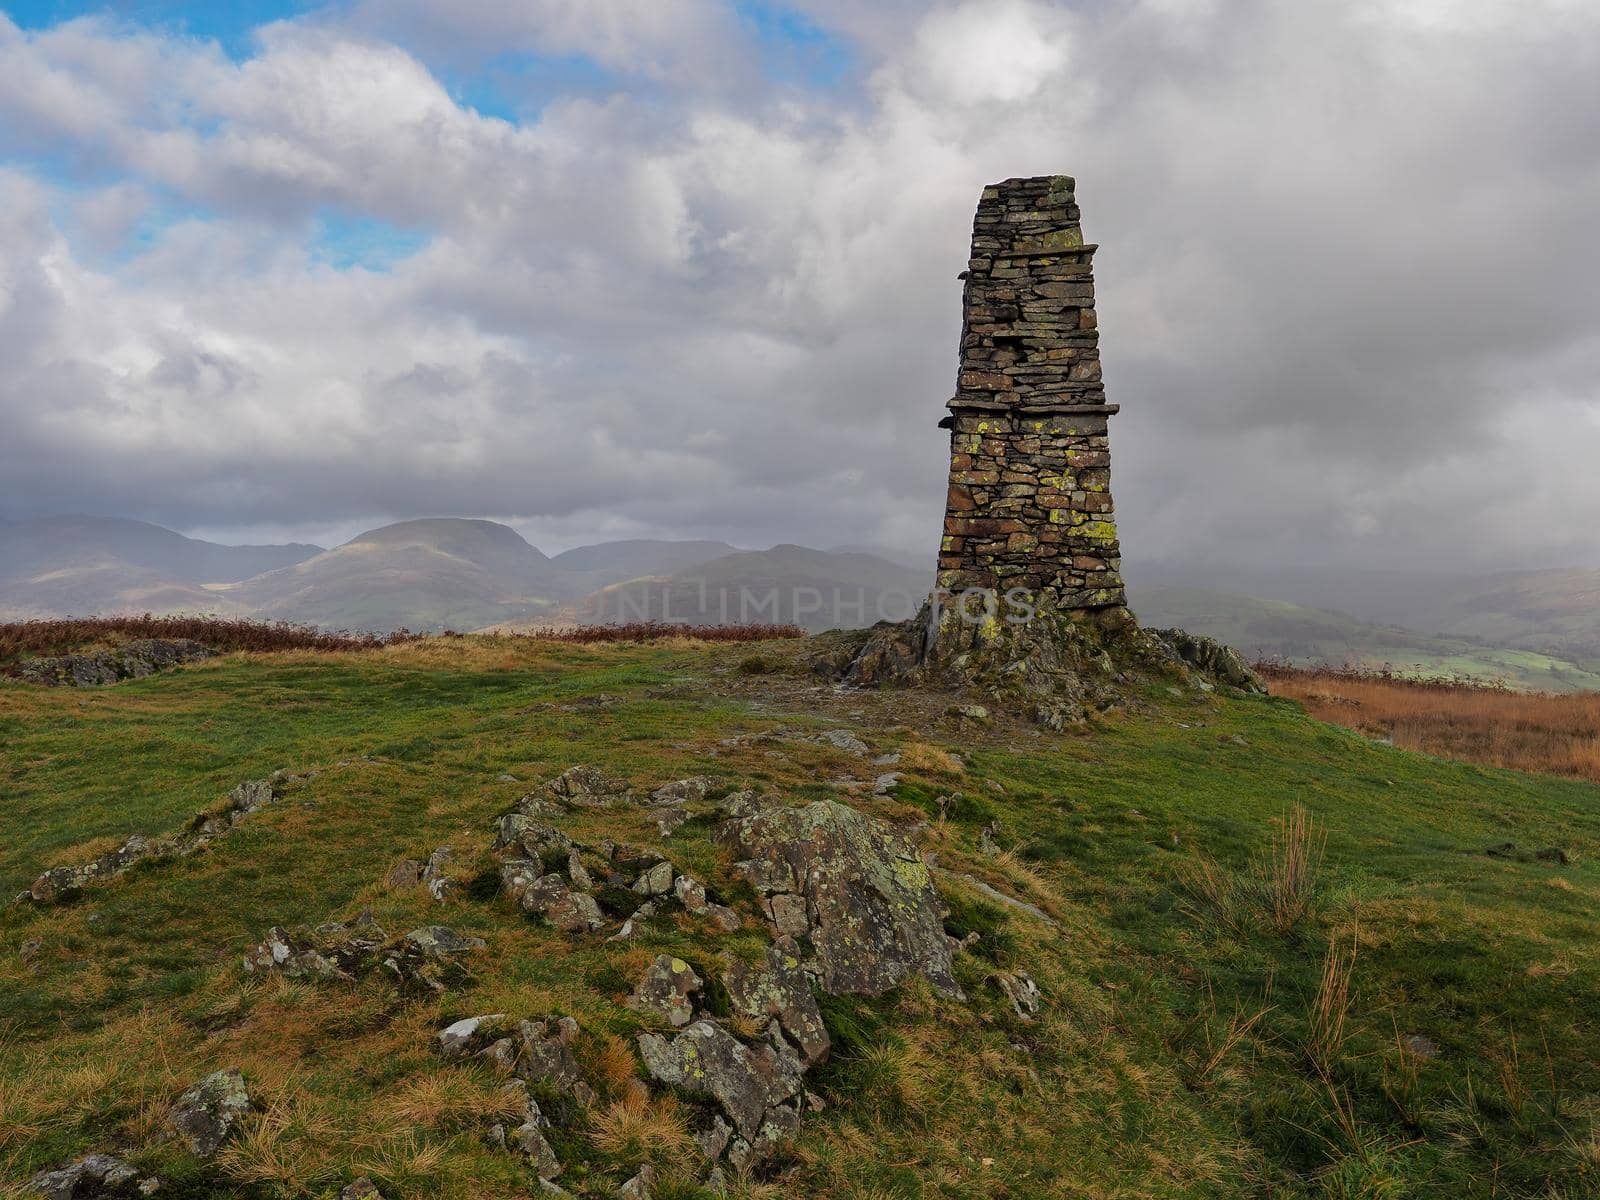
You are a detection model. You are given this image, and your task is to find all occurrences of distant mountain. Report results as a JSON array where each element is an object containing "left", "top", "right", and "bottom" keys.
[
  {"left": 549, "top": 539, "right": 740, "bottom": 593},
  {"left": 7, "top": 515, "right": 1598, "bottom": 684},
  {"left": 1128, "top": 561, "right": 1600, "bottom": 675},
  {"left": 227, "top": 518, "right": 567, "bottom": 632},
  {"left": 580, "top": 544, "right": 933, "bottom": 633},
  {"left": 824, "top": 544, "right": 926, "bottom": 572},
  {"left": 1129, "top": 584, "right": 1600, "bottom": 691},
  {"left": 0, "top": 516, "right": 320, "bottom": 619},
  {"left": 1398, "top": 570, "right": 1600, "bottom": 667}
]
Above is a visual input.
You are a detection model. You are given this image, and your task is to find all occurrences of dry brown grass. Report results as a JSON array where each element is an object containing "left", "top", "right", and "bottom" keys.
[
  {"left": 898, "top": 743, "right": 965, "bottom": 776},
  {"left": 587, "top": 1091, "right": 695, "bottom": 1165},
  {"left": 375, "top": 1069, "right": 526, "bottom": 1131},
  {"left": 0, "top": 614, "right": 418, "bottom": 666},
  {"left": 1260, "top": 804, "right": 1326, "bottom": 934},
  {"left": 1307, "top": 931, "right": 1358, "bottom": 1076},
  {"left": 1265, "top": 667, "right": 1600, "bottom": 782}
]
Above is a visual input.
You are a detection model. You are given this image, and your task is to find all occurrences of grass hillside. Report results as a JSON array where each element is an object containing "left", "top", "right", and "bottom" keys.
[
  {"left": 2, "top": 638, "right": 1598, "bottom": 1197},
  {"left": 1130, "top": 585, "right": 1600, "bottom": 691}
]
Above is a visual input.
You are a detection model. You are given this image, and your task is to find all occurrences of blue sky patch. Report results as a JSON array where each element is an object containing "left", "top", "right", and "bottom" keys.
[
  {"left": 4, "top": 0, "right": 324, "bottom": 57},
  {"left": 737, "top": 0, "right": 855, "bottom": 88},
  {"left": 311, "top": 210, "right": 430, "bottom": 272}
]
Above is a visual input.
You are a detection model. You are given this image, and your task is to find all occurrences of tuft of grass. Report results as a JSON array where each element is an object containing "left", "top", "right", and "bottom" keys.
[
  {"left": 587, "top": 1091, "right": 695, "bottom": 1167},
  {"left": 1260, "top": 803, "right": 1326, "bottom": 934},
  {"left": 1306, "top": 930, "right": 1358, "bottom": 1077},
  {"left": 1181, "top": 804, "right": 1326, "bottom": 935}
]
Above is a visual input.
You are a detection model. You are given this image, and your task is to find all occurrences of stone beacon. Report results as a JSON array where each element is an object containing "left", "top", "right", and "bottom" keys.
[
  {"left": 812, "top": 174, "right": 1264, "bottom": 719},
  {"left": 937, "top": 175, "right": 1126, "bottom": 611}
]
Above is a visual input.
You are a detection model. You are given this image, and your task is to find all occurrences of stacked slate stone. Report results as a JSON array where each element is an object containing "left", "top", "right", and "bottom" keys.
[{"left": 938, "top": 175, "right": 1127, "bottom": 610}]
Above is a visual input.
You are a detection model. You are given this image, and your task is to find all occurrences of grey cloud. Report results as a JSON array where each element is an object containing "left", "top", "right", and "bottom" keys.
[{"left": 0, "top": 0, "right": 1596, "bottom": 573}]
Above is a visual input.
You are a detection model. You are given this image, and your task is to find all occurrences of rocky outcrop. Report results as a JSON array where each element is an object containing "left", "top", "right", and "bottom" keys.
[
  {"left": 166, "top": 1068, "right": 251, "bottom": 1158},
  {"left": 724, "top": 937, "right": 830, "bottom": 1066},
  {"left": 243, "top": 912, "right": 389, "bottom": 981},
  {"left": 14, "top": 639, "right": 215, "bottom": 687},
  {"left": 628, "top": 955, "right": 701, "bottom": 1028},
  {"left": 25, "top": 1154, "right": 158, "bottom": 1198},
  {"left": 22, "top": 777, "right": 279, "bottom": 904},
  {"left": 638, "top": 1021, "right": 804, "bottom": 1142},
  {"left": 543, "top": 765, "right": 631, "bottom": 806},
  {"left": 1150, "top": 628, "right": 1265, "bottom": 693},
  {"left": 719, "top": 796, "right": 959, "bottom": 997},
  {"left": 411, "top": 766, "right": 994, "bottom": 1183},
  {"left": 380, "top": 926, "right": 486, "bottom": 992}
]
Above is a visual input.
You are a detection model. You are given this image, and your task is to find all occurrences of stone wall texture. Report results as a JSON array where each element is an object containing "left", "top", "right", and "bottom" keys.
[{"left": 938, "top": 176, "right": 1126, "bottom": 610}]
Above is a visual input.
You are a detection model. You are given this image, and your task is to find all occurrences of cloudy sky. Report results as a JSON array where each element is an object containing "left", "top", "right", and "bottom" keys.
[{"left": 2, "top": 0, "right": 1597, "bottom": 569}]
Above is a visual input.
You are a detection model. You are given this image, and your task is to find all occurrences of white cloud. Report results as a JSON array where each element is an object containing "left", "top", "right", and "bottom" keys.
[{"left": 0, "top": 0, "right": 1596, "bottom": 572}]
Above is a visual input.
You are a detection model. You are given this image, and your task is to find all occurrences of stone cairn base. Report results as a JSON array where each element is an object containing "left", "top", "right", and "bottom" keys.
[{"left": 811, "top": 596, "right": 1262, "bottom": 729}]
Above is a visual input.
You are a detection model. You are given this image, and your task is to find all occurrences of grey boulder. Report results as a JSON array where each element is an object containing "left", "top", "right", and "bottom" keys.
[
  {"left": 720, "top": 798, "right": 960, "bottom": 997},
  {"left": 167, "top": 1068, "right": 251, "bottom": 1157}
]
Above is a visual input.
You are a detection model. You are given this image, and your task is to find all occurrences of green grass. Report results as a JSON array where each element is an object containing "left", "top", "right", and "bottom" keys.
[{"left": 2, "top": 637, "right": 1598, "bottom": 1198}]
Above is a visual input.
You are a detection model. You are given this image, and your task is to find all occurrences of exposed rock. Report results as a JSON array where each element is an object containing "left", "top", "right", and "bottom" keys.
[
  {"left": 618, "top": 1164, "right": 656, "bottom": 1199},
  {"left": 25, "top": 1153, "right": 155, "bottom": 1198},
  {"left": 243, "top": 926, "right": 349, "bottom": 981},
  {"left": 167, "top": 1068, "right": 251, "bottom": 1157},
  {"left": 996, "top": 970, "right": 1042, "bottom": 1019},
  {"left": 310, "top": 913, "right": 389, "bottom": 973},
  {"left": 385, "top": 858, "right": 424, "bottom": 889},
  {"left": 518, "top": 874, "right": 605, "bottom": 934},
  {"left": 694, "top": 1114, "right": 733, "bottom": 1162},
  {"left": 723, "top": 937, "right": 830, "bottom": 1066},
  {"left": 872, "top": 772, "right": 902, "bottom": 795},
  {"left": 517, "top": 1017, "right": 585, "bottom": 1094},
  {"left": 27, "top": 836, "right": 166, "bottom": 903},
  {"left": 379, "top": 926, "right": 485, "bottom": 992},
  {"left": 766, "top": 893, "right": 810, "bottom": 938},
  {"left": 339, "top": 1177, "right": 383, "bottom": 1199},
  {"left": 655, "top": 809, "right": 690, "bottom": 838},
  {"left": 505, "top": 1084, "right": 562, "bottom": 1179},
  {"left": 546, "top": 765, "right": 631, "bottom": 806},
  {"left": 15, "top": 638, "right": 215, "bottom": 687},
  {"left": 21, "top": 777, "right": 282, "bottom": 906},
  {"left": 648, "top": 777, "right": 712, "bottom": 807},
  {"left": 227, "top": 779, "right": 278, "bottom": 815},
  {"left": 1151, "top": 628, "right": 1265, "bottom": 693},
  {"left": 609, "top": 900, "right": 657, "bottom": 942},
  {"left": 632, "top": 860, "right": 675, "bottom": 897},
  {"left": 422, "top": 846, "right": 459, "bottom": 901},
  {"left": 818, "top": 729, "right": 869, "bottom": 755},
  {"left": 637, "top": 1021, "right": 803, "bottom": 1140},
  {"left": 629, "top": 955, "right": 702, "bottom": 1028},
  {"left": 495, "top": 814, "right": 572, "bottom": 866},
  {"left": 437, "top": 1014, "right": 508, "bottom": 1058},
  {"left": 726, "top": 1099, "right": 800, "bottom": 1173},
  {"left": 244, "top": 913, "right": 388, "bottom": 980},
  {"left": 720, "top": 798, "right": 959, "bottom": 997},
  {"left": 674, "top": 874, "right": 709, "bottom": 913}
]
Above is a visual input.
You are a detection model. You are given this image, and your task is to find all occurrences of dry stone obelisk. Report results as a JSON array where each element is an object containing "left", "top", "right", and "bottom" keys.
[
  {"left": 937, "top": 175, "right": 1126, "bottom": 611},
  {"left": 817, "top": 175, "right": 1264, "bottom": 715}
]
